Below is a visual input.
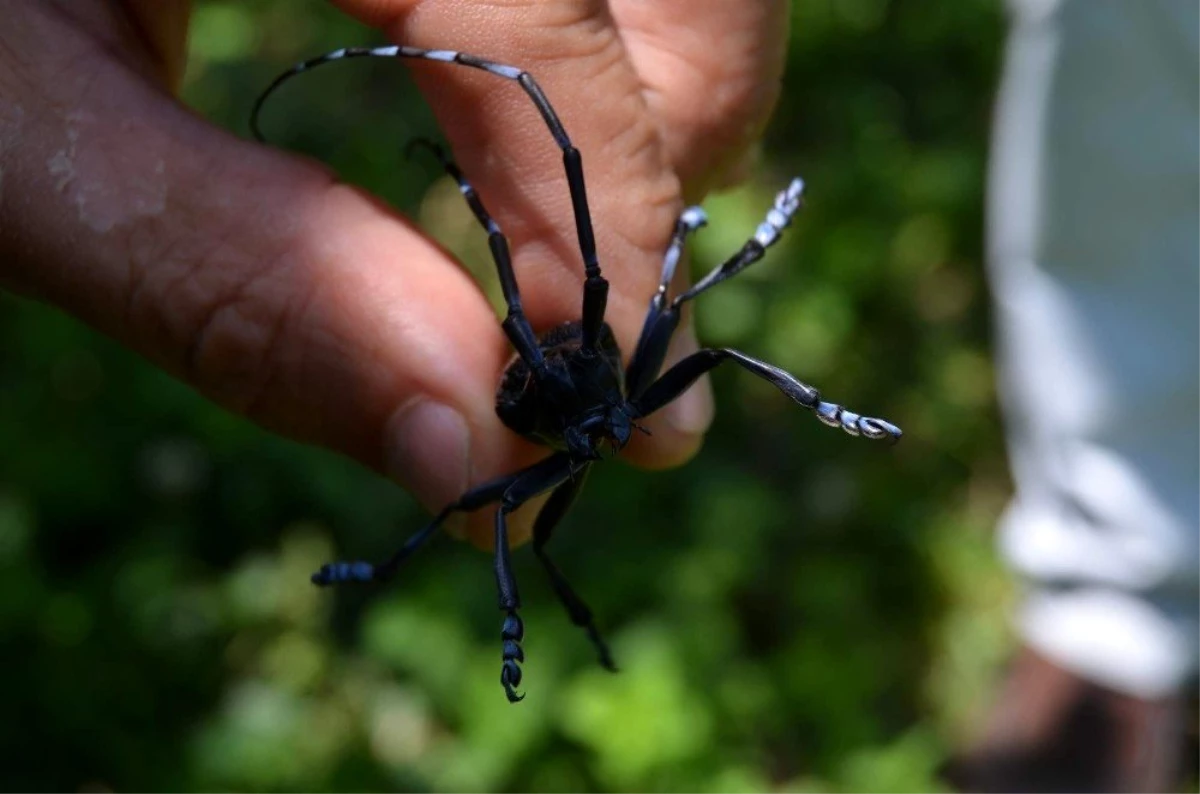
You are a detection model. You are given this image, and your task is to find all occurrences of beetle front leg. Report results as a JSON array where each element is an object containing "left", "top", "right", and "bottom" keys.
[
  {"left": 493, "top": 498, "right": 528, "bottom": 703},
  {"left": 490, "top": 453, "right": 582, "bottom": 702},
  {"left": 311, "top": 453, "right": 570, "bottom": 587},
  {"left": 311, "top": 472, "right": 509, "bottom": 587}
]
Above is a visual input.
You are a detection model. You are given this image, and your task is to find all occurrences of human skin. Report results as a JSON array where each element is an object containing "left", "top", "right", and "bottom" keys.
[{"left": 0, "top": 0, "right": 787, "bottom": 547}]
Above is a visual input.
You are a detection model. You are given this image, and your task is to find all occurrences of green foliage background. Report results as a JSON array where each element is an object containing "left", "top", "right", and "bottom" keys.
[{"left": 1, "top": 1, "right": 1017, "bottom": 790}]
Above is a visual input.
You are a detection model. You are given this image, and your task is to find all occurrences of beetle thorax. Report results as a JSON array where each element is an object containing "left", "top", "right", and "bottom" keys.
[{"left": 494, "top": 320, "right": 629, "bottom": 457}]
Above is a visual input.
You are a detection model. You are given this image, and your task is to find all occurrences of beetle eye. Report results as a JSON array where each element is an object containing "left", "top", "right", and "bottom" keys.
[{"left": 606, "top": 408, "right": 632, "bottom": 447}]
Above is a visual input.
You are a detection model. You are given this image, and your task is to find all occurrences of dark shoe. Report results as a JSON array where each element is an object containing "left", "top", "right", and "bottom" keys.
[{"left": 943, "top": 646, "right": 1187, "bottom": 792}]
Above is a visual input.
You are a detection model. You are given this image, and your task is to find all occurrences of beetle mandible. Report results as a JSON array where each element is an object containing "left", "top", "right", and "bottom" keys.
[{"left": 251, "top": 44, "right": 903, "bottom": 703}]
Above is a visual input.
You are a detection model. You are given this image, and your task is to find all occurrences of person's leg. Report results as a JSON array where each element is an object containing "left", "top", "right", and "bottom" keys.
[
  {"left": 945, "top": 646, "right": 1187, "bottom": 792},
  {"left": 955, "top": 1, "right": 1200, "bottom": 789}
]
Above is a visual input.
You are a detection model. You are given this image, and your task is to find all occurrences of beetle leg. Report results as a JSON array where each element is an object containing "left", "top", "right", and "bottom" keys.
[
  {"left": 672, "top": 178, "right": 805, "bottom": 307},
  {"left": 406, "top": 139, "right": 546, "bottom": 374},
  {"left": 624, "top": 207, "right": 708, "bottom": 399},
  {"left": 624, "top": 179, "right": 804, "bottom": 400},
  {"left": 530, "top": 466, "right": 616, "bottom": 671},
  {"left": 492, "top": 453, "right": 584, "bottom": 702},
  {"left": 310, "top": 453, "right": 570, "bottom": 587},
  {"left": 628, "top": 348, "right": 902, "bottom": 443}
]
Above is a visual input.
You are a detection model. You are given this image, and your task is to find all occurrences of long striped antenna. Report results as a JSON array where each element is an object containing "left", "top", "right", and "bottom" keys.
[{"left": 250, "top": 44, "right": 611, "bottom": 349}]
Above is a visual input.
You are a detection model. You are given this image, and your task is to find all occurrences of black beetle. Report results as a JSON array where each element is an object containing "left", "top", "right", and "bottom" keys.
[{"left": 252, "top": 44, "right": 902, "bottom": 703}]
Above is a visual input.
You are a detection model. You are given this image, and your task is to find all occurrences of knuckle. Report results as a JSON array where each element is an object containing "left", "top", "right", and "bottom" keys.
[
  {"left": 117, "top": 167, "right": 336, "bottom": 426},
  {"left": 121, "top": 225, "right": 302, "bottom": 421},
  {"left": 182, "top": 259, "right": 300, "bottom": 418},
  {"left": 330, "top": 0, "right": 417, "bottom": 28}
]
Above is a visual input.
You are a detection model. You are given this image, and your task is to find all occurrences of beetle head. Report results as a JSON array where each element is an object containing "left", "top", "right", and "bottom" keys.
[
  {"left": 605, "top": 405, "right": 633, "bottom": 449},
  {"left": 565, "top": 405, "right": 634, "bottom": 461}
]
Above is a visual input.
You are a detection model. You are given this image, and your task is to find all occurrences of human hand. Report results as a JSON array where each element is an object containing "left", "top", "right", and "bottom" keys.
[{"left": 0, "top": 0, "right": 787, "bottom": 547}]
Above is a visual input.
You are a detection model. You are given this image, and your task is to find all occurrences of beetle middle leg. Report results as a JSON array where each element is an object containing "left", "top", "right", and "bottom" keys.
[{"left": 629, "top": 347, "right": 902, "bottom": 442}]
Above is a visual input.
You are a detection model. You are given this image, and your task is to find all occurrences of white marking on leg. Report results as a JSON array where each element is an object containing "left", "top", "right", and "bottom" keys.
[
  {"left": 681, "top": 206, "right": 708, "bottom": 228},
  {"left": 661, "top": 245, "right": 682, "bottom": 285},
  {"left": 839, "top": 410, "right": 862, "bottom": 436},
  {"left": 754, "top": 223, "right": 778, "bottom": 247},
  {"left": 487, "top": 64, "right": 522, "bottom": 79}
]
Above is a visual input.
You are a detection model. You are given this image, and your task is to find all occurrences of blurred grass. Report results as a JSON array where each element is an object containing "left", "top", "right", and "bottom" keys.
[{"left": 0, "top": 0, "right": 1017, "bottom": 790}]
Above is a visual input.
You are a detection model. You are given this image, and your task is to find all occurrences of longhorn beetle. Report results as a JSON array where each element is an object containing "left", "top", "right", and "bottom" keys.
[{"left": 251, "top": 44, "right": 903, "bottom": 703}]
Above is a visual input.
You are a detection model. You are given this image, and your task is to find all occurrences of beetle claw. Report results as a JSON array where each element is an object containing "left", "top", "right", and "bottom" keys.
[{"left": 500, "top": 610, "right": 527, "bottom": 703}]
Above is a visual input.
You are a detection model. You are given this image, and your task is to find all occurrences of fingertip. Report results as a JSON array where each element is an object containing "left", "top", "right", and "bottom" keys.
[
  {"left": 324, "top": 0, "right": 415, "bottom": 29},
  {"left": 660, "top": 367, "right": 715, "bottom": 437},
  {"left": 383, "top": 390, "right": 553, "bottom": 550},
  {"left": 384, "top": 398, "right": 472, "bottom": 514},
  {"left": 622, "top": 418, "right": 707, "bottom": 471}
]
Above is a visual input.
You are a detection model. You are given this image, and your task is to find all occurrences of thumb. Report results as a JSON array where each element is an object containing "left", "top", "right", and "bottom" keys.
[{"left": 1, "top": 3, "right": 539, "bottom": 544}]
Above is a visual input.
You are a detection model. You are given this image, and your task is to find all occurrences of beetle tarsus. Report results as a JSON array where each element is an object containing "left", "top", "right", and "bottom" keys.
[
  {"left": 501, "top": 610, "right": 526, "bottom": 702},
  {"left": 310, "top": 560, "right": 374, "bottom": 586},
  {"left": 813, "top": 401, "right": 903, "bottom": 443}
]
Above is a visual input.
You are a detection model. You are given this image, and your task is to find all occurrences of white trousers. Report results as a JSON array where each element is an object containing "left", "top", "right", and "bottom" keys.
[{"left": 989, "top": 0, "right": 1199, "bottom": 698}]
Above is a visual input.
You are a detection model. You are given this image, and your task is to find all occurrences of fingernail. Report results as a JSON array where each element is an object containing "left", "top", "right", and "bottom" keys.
[
  {"left": 384, "top": 399, "right": 470, "bottom": 538},
  {"left": 662, "top": 326, "right": 714, "bottom": 436}
]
